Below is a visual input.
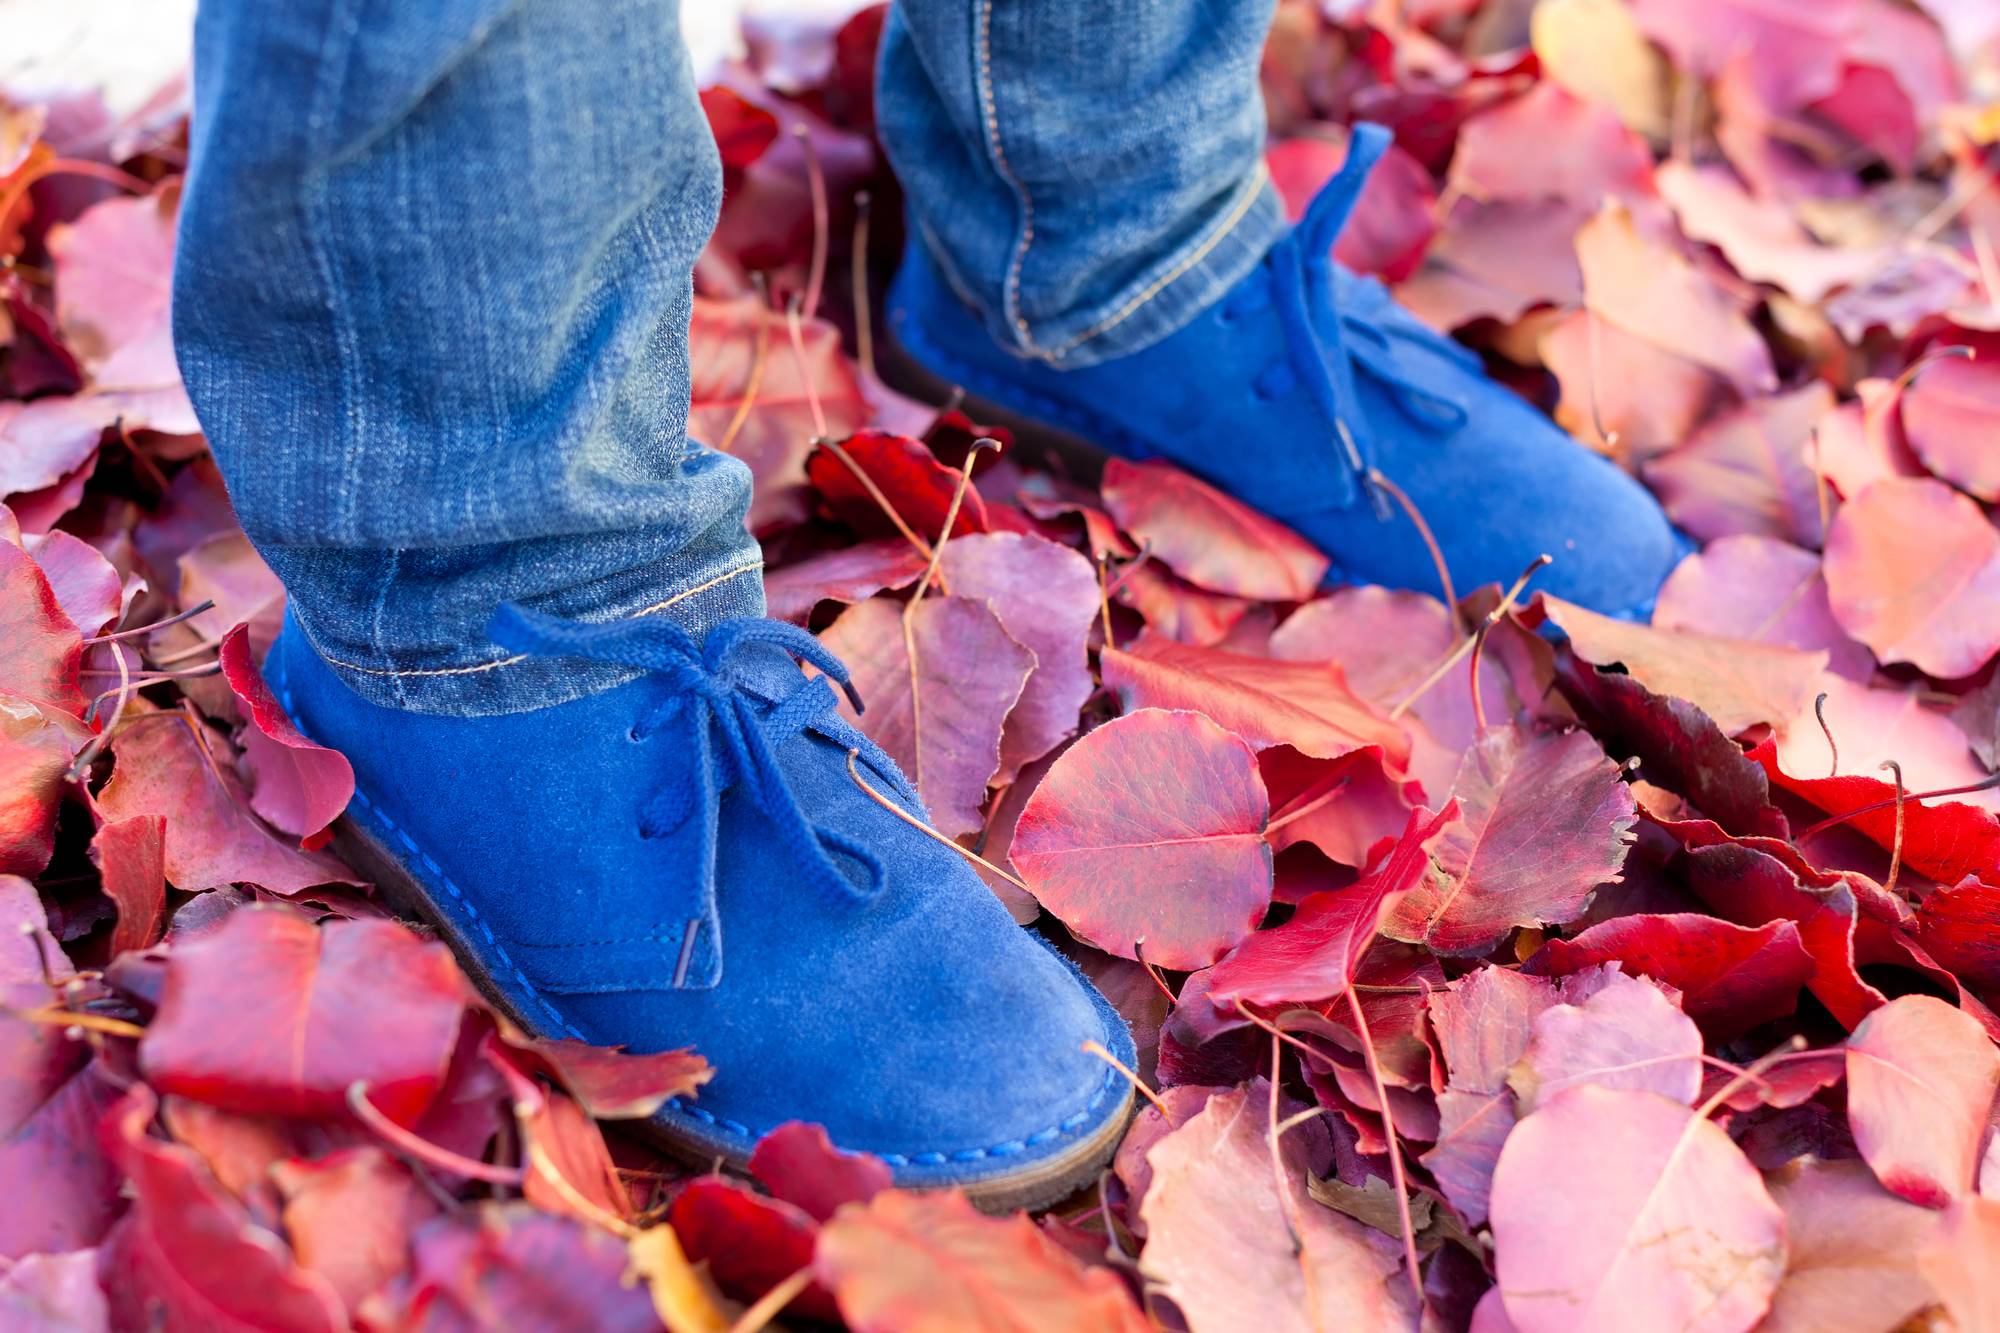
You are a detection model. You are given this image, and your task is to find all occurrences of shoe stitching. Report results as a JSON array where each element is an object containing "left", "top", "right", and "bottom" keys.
[
  {"left": 1045, "top": 162, "right": 1273, "bottom": 360},
  {"left": 311, "top": 559, "right": 763, "bottom": 679},
  {"left": 276, "top": 667, "right": 1129, "bottom": 1162},
  {"left": 976, "top": 0, "right": 1037, "bottom": 353}
]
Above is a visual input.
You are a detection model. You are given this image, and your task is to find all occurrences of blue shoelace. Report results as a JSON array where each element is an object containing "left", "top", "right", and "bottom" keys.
[
  {"left": 489, "top": 605, "right": 886, "bottom": 909},
  {"left": 1226, "top": 121, "right": 1475, "bottom": 517}
]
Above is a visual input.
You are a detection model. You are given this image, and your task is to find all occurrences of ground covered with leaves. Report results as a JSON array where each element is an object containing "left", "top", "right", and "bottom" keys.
[{"left": 6, "top": 1, "right": 2000, "bottom": 1329}]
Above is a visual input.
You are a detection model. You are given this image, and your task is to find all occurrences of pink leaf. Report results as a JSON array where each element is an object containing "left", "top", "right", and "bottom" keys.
[
  {"left": 1490, "top": 1085, "right": 1786, "bottom": 1333},
  {"left": 1385, "top": 727, "right": 1637, "bottom": 956},
  {"left": 1900, "top": 354, "right": 2000, "bottom": 503},
  {"left": 23, "top": 528, "right": 121, "bottom": 637},
  {"left": 817, "top": 594, "right": 1034, "bottom": 839},
  {"left": 1139, "top": 1081, "right": 1418, "bottom": 1333},
  {"left": 1823, "top": 477, "right": 2000, "bottom": 679},
  {"left": 1919, "top": 1195, "right": 2000, "bottom": 1332},
  {"left": 1642, "top": 383, "right": 1832, "bottom": 549},
  {"left": 1100, "top": 458, "right": 1328, "bottom": 601},
  {"left": 1845, "top": 994, "right": 2000, "bottom": 1207},
  {"left": 1760, "top": 1158, "right": 1941, "bottom": 1333},
  {"left": 1513, "top": 970, "right": 1704, "bottom": 1110},
  {"left": 1012, "top": 708, "right": 1271, "bottom": 970},
  {"left": 1652, "top": 536, "right": 1874, "bottom": 682}
]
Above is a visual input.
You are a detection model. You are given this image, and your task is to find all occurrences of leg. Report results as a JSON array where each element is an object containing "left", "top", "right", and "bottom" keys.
[
  {"left": 173, "top": 0, "right": 1135, "bottom": 1201},
  {"left": 878, "top": 0, "right": 1286, "bottom": 368},
  {"left": 880, "top": 0, "right": 1689, "bottom": 617},
  {"left": 173, "top": 0, "right": 761, "bottom": 717}
]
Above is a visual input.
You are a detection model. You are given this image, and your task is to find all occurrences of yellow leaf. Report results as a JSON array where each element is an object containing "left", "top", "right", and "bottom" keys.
[{"left": 626, "top": 1225, "right": 731, "bottom": 1333}]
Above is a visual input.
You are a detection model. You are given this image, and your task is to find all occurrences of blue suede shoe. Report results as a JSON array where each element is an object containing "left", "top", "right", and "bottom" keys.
[
  {"left": 264, "top": 608, "right": 1134, "bottom": 1210},
  {"left": 886, "top": 124, "right": 1692, "bottom": 620}
]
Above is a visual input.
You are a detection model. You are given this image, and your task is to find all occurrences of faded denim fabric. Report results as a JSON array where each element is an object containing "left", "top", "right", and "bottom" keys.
[{"left": 174, "top": 0, "right": 1283, "bottom": 716}]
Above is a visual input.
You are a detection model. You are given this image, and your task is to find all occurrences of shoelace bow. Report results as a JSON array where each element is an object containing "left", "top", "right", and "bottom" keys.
[
  {"left": 489, "top": 605, "right": 885, "bottom": 908},
  {"left": 1234, "top": 121, "right": 1476, "bottom": 518}
]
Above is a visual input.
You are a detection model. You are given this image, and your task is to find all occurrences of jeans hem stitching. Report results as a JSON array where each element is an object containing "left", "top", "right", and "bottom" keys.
[{"left": 312, "top": 558, "right": 764, "bottom": 679}]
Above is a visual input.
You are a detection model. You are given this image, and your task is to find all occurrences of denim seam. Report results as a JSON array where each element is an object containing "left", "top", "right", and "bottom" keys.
[
  {"left": 1044, "top": 161, "right": 1272, "bottom": 360},
  {"left": 310, "top": 557, "right": 763, "bottom": 679},
  {"left": 975, "top": 0, "right": 1036, "bottom": 352}
]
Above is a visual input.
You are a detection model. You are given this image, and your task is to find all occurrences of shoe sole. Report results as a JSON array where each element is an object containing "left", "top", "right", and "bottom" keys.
[
  {"left": 878, "top": 321, "right": 1118, "bottom": 486},
  {"left": 332, "top": 814, "right": 1134, "bottom": 1214}
]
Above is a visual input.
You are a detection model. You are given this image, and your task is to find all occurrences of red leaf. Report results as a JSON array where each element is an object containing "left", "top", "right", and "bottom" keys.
[
  {"left": 1527, "top": 914, "right": 1815, "bottom": 1038},
  {"left": 91, "top": 814, "right": 165, "bottom": 955},
  {"left": 937, "top": 532, "right": 1099, "bottom": 779},
  {"left": 99, "top": 1085, "right": 346, "bottom": 1333},
  {"left": 1845, "top": 994, "right": 2000, "bottom": 1207},
  {"left": 1543, "top": 592, "right": 1825, "bottom": 736},
  {"left": 0, "top": 694, "right": 77, "bottom": 878},
  {"left": 1676, "top": 832, "right": 1885, "bottom": 1029},
  {"left": 1206, "top": 803, "right": 1455, "bottom": 1015},
  {"left": 1748, "top": 736, "right": 2000, "bottom": 887},
  {"left": 369, "top": 1203, "right": 661, "bottom": 1333},
  {"left": 96, "top": 704, "right": 356, "bottom": 895},
  {"left": 668, "top": 1177, "right": 834, "bottom": 1321},
  {"left": 1917, "top": 877, "right": 2000, "bottom": 996},
  {"left": 1099, "top": 458, "right": 1328, "bottom": 601},
  {"left": 1012, "top": 708, "right": 1272, "bottom": 970},
  {"left": 1138, "top": 1081, "right": 1418, "bottom": 1332},
  {"left": 699, "top": 86, "right": 780, "bottom": 174},
  {"left": 219, "top": 624, "right": 355, "bottom": 846},
  {"left": 1902, "top": 346, "right": 2000, "bottom": 502},
  {"left": 1102, "top": 636, "right": 1410, "bottom": 767},
  {"left": 816, "top": 594, "right": 1034, "bottom": 839},
  {"left": 1490, "top": 1086, "right": 1785, "bottom": 1333},
  {"left": 748, "top": 1120, "right": 891, "bottom": 1223},
  {"left": 1823, "top": 476, "right": 2000, "bottom": 679},
  {"left": 271, "top": 1148, "right": 440, "bottom": 1319},
  {"left": 687, "top": 295, "right": 867, "bottom": 534},
  {"left": 807, "top": 430, "right": 990, "bottom": 544},
  {"left": 0, "top": 537, "right": 84, "bottom": 715},
  {"left": 1110, "top": 561, "right": 1256, "bottom": 647},
  {"left": 816, "top": 1189, "right": 1151, "bottom": 1333},
  {"left": 140, "top": 908, "right": 468, "bottom": 1126},
  {"left": 500, "top": 1034, "right": 710, "bottom": 1121},
  {"left": 1385, "top": 727, "right": 1637, "bottom": 956}
]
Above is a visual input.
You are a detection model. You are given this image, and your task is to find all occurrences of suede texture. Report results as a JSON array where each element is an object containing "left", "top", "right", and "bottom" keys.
[
  {"left": 266, "top": 614, "right": 1133, "bottom": 1188},
  {"left": 888, "top": 179, "right": 1693, "bottom": 621}
]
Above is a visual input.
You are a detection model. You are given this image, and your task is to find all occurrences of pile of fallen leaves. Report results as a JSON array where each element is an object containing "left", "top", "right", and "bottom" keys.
[{"left": 7, "top": 1, "right": 2000, "bottom": 1329}]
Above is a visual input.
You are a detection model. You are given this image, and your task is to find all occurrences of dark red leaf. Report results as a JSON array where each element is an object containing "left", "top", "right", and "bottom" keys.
[
  {"left": 140, "top": 908, "right": 468, "bottom": 1126},
  {"left": 1528, "top": 913, "right": 1815, "bottom": 1039},
  {"left": 699, "top": 86, "right": 781, "bottom": 175},
  {"left": 1012, "top": 708, "right": 1272, "bottom": 970},
  {"left": 807, "top": 430, "right": 990, "bottom": 544},
  {"left": 668, "top": 1176, "right": 834, "bottom": 1321},
  {"left": 0, "top": 694, "right": 77, "bottom": 877},
  {"left": 499, "top": 1034, "right": 710, "bottom": 1121},
  {"left": 1917, "top": 876, "right": 2000, "bottom": 997},
  {"left": 218, "top": 624, "right": 355, "bottom": 846}
]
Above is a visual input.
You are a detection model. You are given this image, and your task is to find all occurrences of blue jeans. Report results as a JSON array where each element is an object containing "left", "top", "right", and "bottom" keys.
[{"left": 174, "top": 0, "right": 1283, "bottom": 716}]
